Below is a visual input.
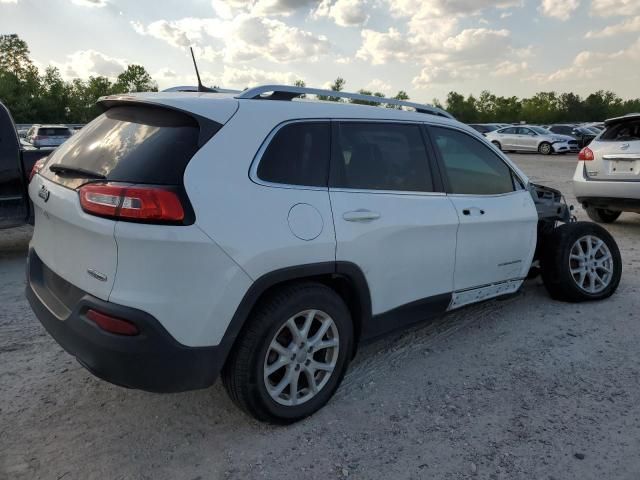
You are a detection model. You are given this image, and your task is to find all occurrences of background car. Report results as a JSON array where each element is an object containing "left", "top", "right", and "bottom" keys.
[
  {"left": 485, "top": 125, "right": 578, "bottom": 155},
  {"left": 547, "top": 124, "right": 596, "bottom": 148},
  {"left": 24, "top": 124, "right": 72, "bottom": 148},
  {"left": 573, "top": 113, "right": 640, "bottom": 223},
  {"left": 467, "top": 123, "right": 501, "bottom": 136}
]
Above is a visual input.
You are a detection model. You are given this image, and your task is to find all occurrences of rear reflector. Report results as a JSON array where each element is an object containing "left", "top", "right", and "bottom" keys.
[
  {"left": 87, "top": 309, "right": 139, "bottom": 336},
  {"left": 578, "top": 147, "right": 594, "bottom": 161},
  {"left": 29, "top": 159, "right": 46, "bottom": 183},
  {"left": 79, "top": 183, "right": 185, "bottom": 222}
]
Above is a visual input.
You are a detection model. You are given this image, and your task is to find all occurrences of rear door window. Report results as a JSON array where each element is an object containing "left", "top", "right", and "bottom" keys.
[
  {"left": 330, "top": 122, "right": 434, "bottom": 192},
  {"left": 256, "top": 122, "right": 330, "bottom": 187},
  {"left": 39, "top": 128, "right": 71, "bottom": 136},
  {"left": 43, "top": 106, "right": 212, "bottom": 189},
  {"left": 430, "top": 126, "right": 516, "bottom": 195}
]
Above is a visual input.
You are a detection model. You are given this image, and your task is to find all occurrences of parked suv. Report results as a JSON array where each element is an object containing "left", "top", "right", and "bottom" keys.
[
  {"left": 24, "top": 124, "right": 72, "bottom": 148},
  {"left": 485, "top": 126, "right": 578, "bottom": 155},
  {"left": 25, "top": 86, "right": 622, "bottom": 424},
  {"left": 574, "top": 113, "right": 640, "bottom": 223}
]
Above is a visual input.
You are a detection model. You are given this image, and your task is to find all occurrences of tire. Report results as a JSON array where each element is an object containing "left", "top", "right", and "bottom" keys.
[
  {"left": 541, "top": 222, "right": 621, "bottom": 302},
  {"left": 538, "top": 142, "right": 552, "bottom": 155},
  {"left": 585, "top": 207, "right": 621, "bottom": 224},
  {"left": 222, "top": 282, "right": 353, "bottom": 424},
  {"left": 491, "top": 140, "right": 502, "bottom": 151}
]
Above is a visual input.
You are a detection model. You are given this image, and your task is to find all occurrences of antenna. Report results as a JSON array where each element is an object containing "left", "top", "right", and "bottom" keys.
[{"left": 190, "top": 47, "right": 215, "bottom": 93}]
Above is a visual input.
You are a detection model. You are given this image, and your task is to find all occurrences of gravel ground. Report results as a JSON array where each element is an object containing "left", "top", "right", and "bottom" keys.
[{"left": 1, "top": 154, "right": 640, "bottom": 480}]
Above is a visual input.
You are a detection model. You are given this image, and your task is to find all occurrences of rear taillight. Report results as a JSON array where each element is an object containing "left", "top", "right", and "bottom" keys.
[
  {"left": 87, "top": 309, "right": 139, "bottom": 336},
  {"left": 29, "top": 159, "right": 45, "bottom": 182},
  {"left": 578, "top": 147, "right": 594, "bottom": 161},
  {"left": 78, "top": 183, "right": 185, "bottom": 223}
]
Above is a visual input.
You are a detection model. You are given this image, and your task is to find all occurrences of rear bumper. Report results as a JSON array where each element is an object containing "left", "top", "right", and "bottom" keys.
[
  {"left": 26, "top": 249, "right": 222, "bottom": 393},
  {"left": 573, "top": 162, "right": 640, "bottom": 208}
]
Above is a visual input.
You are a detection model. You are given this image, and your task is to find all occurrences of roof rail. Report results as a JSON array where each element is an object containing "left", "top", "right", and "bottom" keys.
[
  {"left": 162, "top": 85, "right": 242, "bottom": 94},
  {"left": 235, "top": 85, "right": 453, "bottom": 119}
]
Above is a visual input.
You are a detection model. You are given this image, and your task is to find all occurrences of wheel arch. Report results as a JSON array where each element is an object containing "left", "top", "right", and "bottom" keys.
[{"left": 218, "top": 261, "right": 372, "bottom": 370}]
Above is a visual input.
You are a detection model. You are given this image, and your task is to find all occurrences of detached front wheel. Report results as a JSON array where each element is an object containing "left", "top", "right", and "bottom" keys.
[{"left": 541, "top": 222, "right": 621, "bottom": 302}]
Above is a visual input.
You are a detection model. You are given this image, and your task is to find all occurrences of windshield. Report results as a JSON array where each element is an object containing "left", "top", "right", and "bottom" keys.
[{"left": 530, "top": 126, "right": 549, "bottom": 134}]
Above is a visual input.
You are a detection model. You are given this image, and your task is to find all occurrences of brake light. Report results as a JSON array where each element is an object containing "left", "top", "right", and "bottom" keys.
[
  {"left": 29, "top": 159, "right": 45, "bottom": 182},
  {"left": 79, "top": 183, "right": 185, "bottom": 222},
  {"left": 578, "top": 147, "right": 594, "bottom": 161},
  {"left": 87, "top": 309, "right": 139, "bottom": 336}
]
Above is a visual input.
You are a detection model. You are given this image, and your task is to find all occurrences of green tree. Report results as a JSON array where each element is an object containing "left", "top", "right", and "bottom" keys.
[
  {"left": 350, "top": 89, "right": 384, "bottom": 105},
  {"left": 113, "top": 65, "right": 157, "bottom": 93}
]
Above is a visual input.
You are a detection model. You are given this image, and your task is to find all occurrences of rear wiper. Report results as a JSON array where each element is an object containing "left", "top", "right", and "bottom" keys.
[{"left": 49, "top": 164, "right": 106, "bottom": 179}]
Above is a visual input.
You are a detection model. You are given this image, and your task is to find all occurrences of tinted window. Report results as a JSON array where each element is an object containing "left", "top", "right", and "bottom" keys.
[
  {"left": 517, "top": 127, "right": 535, "bottom": 136},
  {"left": 331, "top": 122, "right": 433, "bottom": 192},
  {"left": 43, "top": 106, "right": 207, "bottom": 189},
  {"left": 431, "top": 127, "right": 516, "bottom": 195},
  {"left": 600, "top": 120, "right": 640, "bottom": 141},
  {"left": 257, "top": 122, "right": 329, "bottom": 187},
  {"left": 499, "top": 127, "right": 516, "bottom": 134},
  {"left": 38, "top": 128, "right": 71, "bottom": 136}
]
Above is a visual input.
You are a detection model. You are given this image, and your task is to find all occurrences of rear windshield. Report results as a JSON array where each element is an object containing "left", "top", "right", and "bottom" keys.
[
  {"left": 43, "top": 106, "right": 207, "bottom": 188},
  {"left": 38, "top": 128, "right": 71, "bottom": 136},
  {"left": 600, "top": 120, "right": 640, "bottom": 141}
]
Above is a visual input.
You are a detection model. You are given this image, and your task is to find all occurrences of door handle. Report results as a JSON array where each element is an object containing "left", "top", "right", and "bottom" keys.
[
  {"left": 343, "top": 209, "right": 381, "bottom": 222},
  {"left": 462, "top": 207, "right": 485, "bottom": 216}
]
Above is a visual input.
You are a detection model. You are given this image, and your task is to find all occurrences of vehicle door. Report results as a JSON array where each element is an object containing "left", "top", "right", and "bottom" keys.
[
  {"left": 0, "top": 102, "right": 29, "bottom": 229},
  {"left": 517, "top": 127, "right": 538, "bottom": 151},
  {"left": 427, "top": 125, "right": 538, "bottom": 305},
  {"left": 497, "top": 127, "right": 518, "bottom": 150},
  {"left": 329, "top": 121, "right": 459, "bottom": 336}
]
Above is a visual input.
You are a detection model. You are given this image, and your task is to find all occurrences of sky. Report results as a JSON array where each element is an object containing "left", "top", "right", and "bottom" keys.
[{"left": 1, "top": 0, "right": 639, "bottom": 103}]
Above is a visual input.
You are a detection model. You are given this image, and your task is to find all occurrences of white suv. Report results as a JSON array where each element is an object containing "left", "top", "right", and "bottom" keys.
[
  {"left": 27, "top": 85, "right": 622, "bottom": 423},
  {"left": 573, "top": 113, "right": 640, "bottom": 223}
]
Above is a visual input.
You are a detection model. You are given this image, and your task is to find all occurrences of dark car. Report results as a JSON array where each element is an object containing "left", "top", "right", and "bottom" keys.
[{"left": 547, "top": 124, "right": 596, "bottom": 148}]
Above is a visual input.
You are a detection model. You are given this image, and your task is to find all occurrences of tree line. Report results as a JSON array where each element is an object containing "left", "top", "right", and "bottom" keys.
[{"left": 1, "top": 33, "right": 639, "bottom": 125}]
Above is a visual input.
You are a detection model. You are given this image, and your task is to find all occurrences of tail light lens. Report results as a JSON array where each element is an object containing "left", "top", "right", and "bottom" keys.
[
  {"left": 79, "top": 183, "right": 185, "bottom": 223},
  {"left": 578, "top": 147, "right": 594, "bottom": 161},
  {"left": 29, "top": 159, "right": 46, "bottom": 182},
  {"left": 87, "top": 309, "right": 139, "bottom": 336}
]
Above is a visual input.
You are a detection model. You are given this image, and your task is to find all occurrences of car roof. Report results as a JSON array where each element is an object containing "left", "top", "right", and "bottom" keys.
[
  {"left": 605, "top": 113, "right": 640, "bottom": 126},
  {"left": 99, "top": 91, "right": 462, "bottom": 129}
]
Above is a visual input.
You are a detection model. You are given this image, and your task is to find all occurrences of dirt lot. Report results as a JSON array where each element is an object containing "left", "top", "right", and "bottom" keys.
[{"left": 1, "top": 153, "right": 640, "bottom": 480}]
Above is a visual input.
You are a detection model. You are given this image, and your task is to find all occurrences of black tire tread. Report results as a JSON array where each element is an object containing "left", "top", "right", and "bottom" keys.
[
  {"left": 585, "top": 207, "right": 621, "bottom": 224},
  {"left": 221, "top": 281, "right": 351, "bottom": 424}
]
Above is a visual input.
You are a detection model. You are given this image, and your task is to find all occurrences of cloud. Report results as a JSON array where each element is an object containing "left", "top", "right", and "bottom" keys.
[
  {"left": 131, "top": 15, "right": 330, "bottom": 63},
  {"left": 590, "top": 0, "right": 640, "bottom": 17},
  {"left": 0, "top": 0, "right": 18, "bottom": 3},
  {"left": 538, "top": 0, "right": 580, "bottom": 21},
  {"left": 531, "top": 38, "right": 640, "bottom": 86},
  {"left": 492, "top": 60, "right": 528, "bottom": 76},
  {"left": 356, "top": 28, "right": 411, "bottom": 64},
  {"left": 219, "top": 65, "right": 299, "bottom": 87},
  {"left": 51, "top": 50, "right": 127, "bottom": 79},
  {"left": 363, "top": 78, "right": 392, "bottom": 93},
  {"left": 585, "top": 16, "right": 640, "bottom": 37},
  {"left": 387, "top": 0, "right": 521, "bottom": 18},
  {"left": 313, "top": 0, "right": 369, "bottom": 27},
  {"left": 71, "top": 0, "right": 108, "bottom": 6},
  {"left": 211, "top": 0, "right": 320, "bottom": 17}
]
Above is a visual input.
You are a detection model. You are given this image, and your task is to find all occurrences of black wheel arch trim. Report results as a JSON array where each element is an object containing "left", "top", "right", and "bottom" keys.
[{"left": 218, "top": 261, "right": 372, "bottom": 369}]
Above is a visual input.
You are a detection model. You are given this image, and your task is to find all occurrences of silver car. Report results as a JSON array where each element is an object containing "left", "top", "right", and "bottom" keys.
[
  {"left": 573, "top": 113, "right": 640, "bottom": 223},
  {"left": 24, "top": 124, "right": 72, "bottom": 148},
  {"left": 485, "top": 125, "right": 579, "bottom": 155}
]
